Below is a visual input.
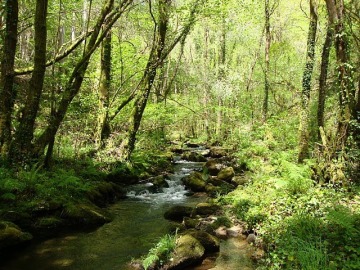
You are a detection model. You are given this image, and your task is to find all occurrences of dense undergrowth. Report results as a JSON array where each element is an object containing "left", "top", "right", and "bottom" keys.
[
  {"left": 215, "top": 118, "right": 360, "bottom": 270},
  {"left": 0, "top": 150, "right": 172, "bottom": 222}
]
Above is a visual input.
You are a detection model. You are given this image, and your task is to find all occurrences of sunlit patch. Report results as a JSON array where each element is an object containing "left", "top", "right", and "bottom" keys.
[{"left": 52, "top": 259, "right": 74, "bottom": 267}]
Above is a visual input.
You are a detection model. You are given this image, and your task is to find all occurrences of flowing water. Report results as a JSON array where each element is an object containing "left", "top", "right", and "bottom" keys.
[
  {"left": 0, "top": 161, "right": 205, "bottom": 270},
  {"left": 1, "top": 158, "right": 255, "bottom": 270}
]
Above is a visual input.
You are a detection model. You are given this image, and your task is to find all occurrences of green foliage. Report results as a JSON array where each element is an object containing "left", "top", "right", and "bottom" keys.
[{"left": 142, "top": 232, "right": 177, "bottom": 270}]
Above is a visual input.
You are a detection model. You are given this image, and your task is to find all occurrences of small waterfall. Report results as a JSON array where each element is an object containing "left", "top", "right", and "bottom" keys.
[{"left": 126, "top": 159, "right": 204, "bottom": 204}]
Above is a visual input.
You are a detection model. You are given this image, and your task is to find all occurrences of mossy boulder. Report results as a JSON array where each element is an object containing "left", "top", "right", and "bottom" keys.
[
  {"left": 164, "top": 206, "right": 193, "bottom": 222},
  {"left": 181, "top": 151, "right": 207, "bottom": 162},
  {"left": 204, "top": 159, "right": 226, "bottom": 176},
  {"left": 209, "top": 147, "right": 228, "bottom": 158},
  {"left": 33, "top": 216, "right": 64, "bottom": 230},
  {"left": 185, "top": 229, "right": 220, "bottom": 252},
  {"left": 106, "top": 166, "right": 139, "bottom": 185},
  {"left": 181, "top": 172, "right": 206, "bottom": 192},
  {"left": 0, "top": 221, "right": 32, "bottom": 250},
  {"left": 193, "top": 203, "right": 221, "bottom": 216},
  {"left": 164, "top": 234, "right": 205, "bottom": 270},
  {"left": 231, "top": 175, "right": 249, "bottom": 186},
  {"left": 217, "top": 167, "right": 235, "bottom": 182},
  {"left": 207, "top": 178, "right": 235, "bottom": 195},
  {"left": 87, "top": 182, "right": 127, "bottom": 206},
  {"left": 151, "top": 175, "right": 169, "bottom": 189},
  {"left": 183, "top": 217, "right": 200, "bottom": 229},
  {"left": 61, "top": 203, "right": 112, "bottom": 227}
]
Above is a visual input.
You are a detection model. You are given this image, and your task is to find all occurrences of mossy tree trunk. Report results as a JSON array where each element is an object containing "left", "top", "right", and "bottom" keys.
[
  {"left": 0, "top": 0, "right": 18, "bottom": 160},
  {"left": 298, "top": 0, "right": 318, "bottom": 163},
  {"left": 325, "top": 0, "right": 357, "bottom": 152},
  {"left": 96, "top": 3, "right": 113, "bottom": 149},
  {"left": 317, "top": 22, "right": 333, "bottom": 140},
  {"left": 9, "top": 0, "right": 48, "bottom": 164}
]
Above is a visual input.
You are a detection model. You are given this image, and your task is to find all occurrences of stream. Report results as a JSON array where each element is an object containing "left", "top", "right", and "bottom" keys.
[
  {"left": 0, "top": 161, "right": 205, "bottom": 270},
  {"left": 1, "top": 157, "right": 255, "bottom": 270}
]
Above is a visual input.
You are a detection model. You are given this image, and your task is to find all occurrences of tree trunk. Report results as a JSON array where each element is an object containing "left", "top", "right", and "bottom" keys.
[
  {"left": 0, "top": 0, "right": 18, "bottom": 160},
  {"left": 10, "top": 0, "right": 48, "bottom": 163},
  {"left": 124, "top": 0, "right": 171, "bottom": 159},
  {"left": 263, "top": 0, "right": 271, "bottom": 122},
  {"left": 124, "top": 0, "right": 203, "bottom": 159},
  {"left": 97, "top": 14, "right": 112, "bottom": 148},
  {"left": 325, "top": 0, "right": 356, "bottom": 151},
  {"left": 317, "top": 22, "right": 333, "bottom": 140},
  {"left": 298, "top": 0, "right": 318, "bottom": 163}
]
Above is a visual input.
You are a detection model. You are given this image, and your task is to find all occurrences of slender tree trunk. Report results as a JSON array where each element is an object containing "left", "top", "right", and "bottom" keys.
[
  {"left": 10, "top": 0, "right": 48, "bottom": 163},
  {"left": 97, "top": 14, "right": 112, "bottom": 148},
  {"left": 0, "top": 0, "right": 18, "bottom": 160},
  {"left": 124, "top": 0, "right": 202, "bottom": 159},
  {"left": 203, "top": 27, "right": 211, "bottom": 141},
  {"left": 216, "top": 13, "right": 226, "bottom": 139},
  {"left": 263, "top": 0, "right": 271, "bottom": 121},
  {"left": 317, "top": 22, "right": 333, "bottom": 140},
  {"left": 45, "top": 0, "right": 66, "bottom": 168},
  {"left": 298, "top": 0, "right": 318, "bottom": 163},
  {"left": 125, "top": 0, "right": 171, "bottom": 159}
]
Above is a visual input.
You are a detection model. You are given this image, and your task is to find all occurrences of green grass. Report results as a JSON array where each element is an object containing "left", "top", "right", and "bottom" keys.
[{"left": 142, "top": 232, "right": 177, "bottom": 270}]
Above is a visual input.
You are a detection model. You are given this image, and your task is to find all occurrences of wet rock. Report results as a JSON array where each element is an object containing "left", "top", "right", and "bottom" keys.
[
  {"left": 164, "top": 206, "right": 193, "bottom": 222},
  {"left": 106, "top": 167, "right": 139, "bottom": 185},
  {"left": 87, "top": 182, "right": 127, "bottom": 206},
  {"left": 193, "top": 203, "right": 221, "bottom": 217},
  {"left": 217, "top": 167, "right": 235, "bottom": 182},
  {"left": 204, "top": 184, "right": 219, "bottom": 197},
  {"left": 185, "top": 229, "right": 220, "bottom": 252},
  {"left": 61, "top": 203, "right": 112, "bottom": 227},
  {"left": 207, "top": 178, "right": 235, "bottom": 194},
  {"left": 204, "top": 159, "right": 226, "bottom": 176},
  {"left": 214, "top": 226, "right": 228, "bottom": 239},
  {"left": 183, "top": 217, "right": 199, "bottom": 229},
  {"left": 33, "top": 216, "right": 64, "bottom": 230},
  {"left": 181, "top": 172, "right": 206, "bottom": 192},
  {"left": 247, "top": 233, "right": 256, "bottom": 245},
  {"left": 231, "top": 175, "right": 249, "bottom": 186},
  {"left": 151, "top": 175, "right": 169, "bottom": 189},
  {"left": 185, "top": 142, "right": 201, "bottom": 148},
  {"left": 226, "top": 225, "right": 243, "bottom": 237},
  {"left": 209, "top": 147, "right": 228, "bottom": 158},
  {"left": 164, "top": 234, "right": 205, "bottom": 270},
  {"left": 181, "top": 151, "right": 207, "bottom": 162},
  {"left": 0, "top": 221, "right": 33, "bottom": 250}
]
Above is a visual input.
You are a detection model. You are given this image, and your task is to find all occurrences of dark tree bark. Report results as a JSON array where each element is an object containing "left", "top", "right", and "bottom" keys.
[
  {"left": 0, "top": 0, "right": 18, "bottom": 160},
  {"left": 97, "top": 10, "right": 113, "bottom": 148},
  {"left": 317, "top": 22, "right": 333, "bottom": 140},
  {"left": 10, "top": 0, "right": 49, "bottom": 163},
  {"left": 298, "top": 0, "right": 318, "bottom": 163}
]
